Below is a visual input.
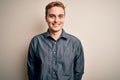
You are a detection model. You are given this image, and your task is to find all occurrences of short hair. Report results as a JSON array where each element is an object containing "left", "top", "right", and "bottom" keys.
[{"left": 45, "top": 1, "right": 65, "bottom": 16}]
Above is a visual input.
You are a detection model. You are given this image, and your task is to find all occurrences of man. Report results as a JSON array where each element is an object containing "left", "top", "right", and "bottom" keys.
[{"left": 27, "top": 1, "right": 84, "bottom": 80}]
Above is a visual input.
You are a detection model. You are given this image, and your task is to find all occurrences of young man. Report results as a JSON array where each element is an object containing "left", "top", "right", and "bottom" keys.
[{"left": 27, "top": 1, "right": 84, "bottom": 80}]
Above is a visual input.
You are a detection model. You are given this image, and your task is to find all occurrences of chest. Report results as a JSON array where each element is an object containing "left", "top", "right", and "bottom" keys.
[{"left": 35, "top": 39, "right": 76, "bottom": 64}]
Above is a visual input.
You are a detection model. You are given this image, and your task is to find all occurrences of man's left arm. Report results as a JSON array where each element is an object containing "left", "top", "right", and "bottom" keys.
[{"left": 74, "top": 41, "right": 84, "bottom": 80}]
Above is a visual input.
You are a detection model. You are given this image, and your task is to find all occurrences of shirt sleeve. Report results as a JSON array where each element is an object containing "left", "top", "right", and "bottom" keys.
[
  {"left": 74, "top": 41, "right": 84, "bottom": 80},
  {"left": 27, "top": 38, "right": 36, "bottom": 80}
]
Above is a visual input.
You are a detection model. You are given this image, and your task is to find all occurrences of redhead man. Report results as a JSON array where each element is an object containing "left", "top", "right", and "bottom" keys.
[{"left": 27, "top": 1, "right": 84, "bottom": 80}]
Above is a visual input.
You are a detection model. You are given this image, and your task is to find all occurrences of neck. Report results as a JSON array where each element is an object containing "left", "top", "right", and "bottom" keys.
[{"left": 49, "top": 29, "right": 62, "bottom": 40}]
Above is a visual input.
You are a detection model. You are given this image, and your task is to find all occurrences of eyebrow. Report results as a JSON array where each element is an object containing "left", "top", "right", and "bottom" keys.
[
  {"left": 48, "top": 13, "right": 64, "bottom": 16},
  {"left": 48, "top": 13, "right": 64, "bottom": 15}
]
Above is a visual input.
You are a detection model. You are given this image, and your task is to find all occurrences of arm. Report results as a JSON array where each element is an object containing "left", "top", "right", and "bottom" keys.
[
  {"left": 27, "top": 39, "right": 36, "bottom": 80},
  {"left": 74, "top": 42, "right": 84, "bottom": 80}
]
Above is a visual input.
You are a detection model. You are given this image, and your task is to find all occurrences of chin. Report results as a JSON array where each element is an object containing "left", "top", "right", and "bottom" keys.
[
  {"left": 50, "top": 27, "right": 62, "bottom": 31},
  {"left": 52, "top": 29, "right": 61, "bottom": 32}
]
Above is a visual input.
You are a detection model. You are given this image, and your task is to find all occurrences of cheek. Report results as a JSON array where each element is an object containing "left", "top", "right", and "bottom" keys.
[
  {"left": 46, "top": 18, "right": 54, "bottom": 23},
  {"left": 61, "top": 18, "right": 65, "bottom": 22},
  {"left": 61, "top": 20, "right": 64, "bottom": 23}
]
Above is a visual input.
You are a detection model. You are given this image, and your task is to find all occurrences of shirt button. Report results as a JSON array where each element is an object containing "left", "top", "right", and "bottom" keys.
[
  {"left": 53, "top": 61, "right": 56, "bottom": 64},
  {"left": 53, "top": 71, "right": 56, "bottom": 74},
  {"left": 53, "top": 51, "right": 56, "bottom": 54}
]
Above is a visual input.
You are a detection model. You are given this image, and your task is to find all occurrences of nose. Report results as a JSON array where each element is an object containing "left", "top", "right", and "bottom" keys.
[{"left": 54, "top": 17, "right": 59, "bottom": 22}]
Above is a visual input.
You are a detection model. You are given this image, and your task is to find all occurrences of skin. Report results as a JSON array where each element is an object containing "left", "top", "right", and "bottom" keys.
[{"left": 46, "top": 6, "right": 65, "bottom": 40}]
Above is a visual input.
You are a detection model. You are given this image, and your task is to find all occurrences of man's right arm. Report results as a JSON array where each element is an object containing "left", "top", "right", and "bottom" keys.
[{"left": 27, "top": 39, "right": 36, "bottom": 80}]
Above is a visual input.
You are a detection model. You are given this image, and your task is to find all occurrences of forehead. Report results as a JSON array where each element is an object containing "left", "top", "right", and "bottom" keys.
[{"left": 47, "top": 6, "right": 64, "bottom": 14}]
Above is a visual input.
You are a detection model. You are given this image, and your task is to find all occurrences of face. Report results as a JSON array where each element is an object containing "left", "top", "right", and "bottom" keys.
[{"left": 46, "top": 6, "right": 65, "bottom": 32}]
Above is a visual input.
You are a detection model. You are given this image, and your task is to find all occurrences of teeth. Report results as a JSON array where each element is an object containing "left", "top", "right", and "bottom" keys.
[
  {"left": 55, "top": 24, "right": 58, "bottom": 26},
  {"left": 54, "top": 24, "right": 59, "bottom": 25},
  {"left": 53, "top": 24, "right": 59, "bottom": 26}
]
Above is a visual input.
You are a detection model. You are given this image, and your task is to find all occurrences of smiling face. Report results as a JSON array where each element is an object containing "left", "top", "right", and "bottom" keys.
[{"left": 46, "top": 6, "right": 65, "bottom": 33}]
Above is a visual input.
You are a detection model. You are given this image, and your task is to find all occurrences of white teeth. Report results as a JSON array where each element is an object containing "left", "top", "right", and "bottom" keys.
[
  {"left": 53, "top": 24, "right": 60, "bottom": 26},
  {"left": 54, "top": 24, "right": 59, "bottom": 25}
]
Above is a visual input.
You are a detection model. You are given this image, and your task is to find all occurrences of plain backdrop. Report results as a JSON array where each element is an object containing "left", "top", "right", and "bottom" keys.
[{"left": 0, "top": 0, "right": 120, "bottom": 80}]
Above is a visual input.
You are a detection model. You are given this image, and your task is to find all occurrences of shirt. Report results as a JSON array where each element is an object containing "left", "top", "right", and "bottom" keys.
[{"left": 27, "top": 29, "right": 84, "bottom": 80}]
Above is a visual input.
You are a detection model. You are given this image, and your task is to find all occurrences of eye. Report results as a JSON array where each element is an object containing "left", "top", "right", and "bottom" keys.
[
  {"left": 59, "top": 14, "right": 64, "bottom": 18},
  {"left": 48, "top": 14, "right": 55, "bottom": 18}
]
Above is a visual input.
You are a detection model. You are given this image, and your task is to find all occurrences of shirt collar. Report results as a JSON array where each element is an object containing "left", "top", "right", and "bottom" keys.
[{"left": 44, "top": 29, "right": 67, "bottom": 40}]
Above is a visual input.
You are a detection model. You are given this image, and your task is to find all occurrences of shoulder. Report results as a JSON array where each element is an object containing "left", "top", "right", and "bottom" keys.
[
  {"left": 32, "top": 32, "right": 47, "bottom": 40},
  {"left": 30, "top": 32, "right": 46, "bottom": 43},
  {"left": 65, "top": 33, "right": 82, "bottom": 46},
  {"left": 65, "top": 33, "right": 81, "bottom": 43}
]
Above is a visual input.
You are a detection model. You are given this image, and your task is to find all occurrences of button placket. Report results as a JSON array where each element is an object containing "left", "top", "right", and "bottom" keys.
[
  {"left": 53, "top": 41, "right": 56, "bottom": 54},
  {"left": 52, "top": 41, "right": 57, "bottom": 79}
]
